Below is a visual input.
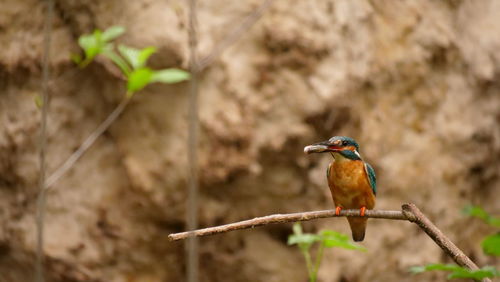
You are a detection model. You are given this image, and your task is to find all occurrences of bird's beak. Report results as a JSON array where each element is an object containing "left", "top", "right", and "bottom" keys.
[{"left": 304, "top": 141, "right": 340, "bottom": 154}]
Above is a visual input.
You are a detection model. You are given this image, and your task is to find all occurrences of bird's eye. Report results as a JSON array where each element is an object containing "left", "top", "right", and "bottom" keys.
[{"left": 342, "top": 141, "right": 347, "bottom": 146}]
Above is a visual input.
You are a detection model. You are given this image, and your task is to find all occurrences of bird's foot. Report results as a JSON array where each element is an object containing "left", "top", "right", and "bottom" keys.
[
  {"left": 360, "top": 206, "right": 366, "bottom": 216},
  {"left": 335, "top": 206, "right": 342, "bottom": 216}
]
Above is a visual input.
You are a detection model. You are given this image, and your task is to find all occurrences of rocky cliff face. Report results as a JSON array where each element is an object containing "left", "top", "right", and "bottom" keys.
[{"left": 1, "top": 0, "right": 499, "bottom": 281}]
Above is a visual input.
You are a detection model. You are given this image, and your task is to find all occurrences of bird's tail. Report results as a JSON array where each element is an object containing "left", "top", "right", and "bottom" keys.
[{"left": 347, "top": 217, "right": 367, "bottom": 242}]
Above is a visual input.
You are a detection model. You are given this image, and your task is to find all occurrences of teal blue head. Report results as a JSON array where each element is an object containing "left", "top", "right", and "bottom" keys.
[{"left": 304, "top": 136, "right": 361, "bottom": 160}]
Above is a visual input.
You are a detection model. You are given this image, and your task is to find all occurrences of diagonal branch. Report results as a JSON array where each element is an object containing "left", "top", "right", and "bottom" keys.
[
  {"left": 168, "top": 203, "right": 491, "bottom": 282},
  {"left": 197, "top": 0, "right": 274, "bottom": 71},
  {"left": 402, "top": 204, "right": 481, "bottom": 271},
  {"left": 404, "top": 204, "right": 491, "bottom": 282},
  {"left": 44, "top": 98, "right": 129, "bottom": 190}
]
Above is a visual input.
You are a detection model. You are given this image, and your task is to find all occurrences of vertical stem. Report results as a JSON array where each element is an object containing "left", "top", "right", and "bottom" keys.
[
  {"left": 187, "top": 0, "right": 199, "bottom": 281},
  {"left": 35, "top": 0, "right": 53, "bottom": 281},
  {"left": 312, "top": 242, "right": 325, "bottom": 281},
  {"left": 301, "top": 249, "right": 315, "bottom": 282}
]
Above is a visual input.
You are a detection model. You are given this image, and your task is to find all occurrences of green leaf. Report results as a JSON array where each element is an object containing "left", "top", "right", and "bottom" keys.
[
  {"left": 288, "top": 233, "right": 320, "bottom": 253},
  {"left": 102, "top": 44, "right": 131, "bottom": 75},
  {"left": 78, "top": 34, "right": 100, "bottom": 60},
  {"left": 92, "top": 29, "right": 103, "bottom": 42},
  {"left": 77, "top": 30, "right": 106, "bottom": 66},
  {"left": 462, "top": 205, "right": 500, "bottom": 227},
  {"left": 288, "top": 223, "right": 321, "bottom": 252},
  {"left": 138, "top": 47, "right": 157, "bottom": 67},
  {"left": 319, "top": 230, "right": 367, "bottom": 251},
  {"left": 410, "top": 264, "right": 463, "bottom": 274},
  {"left": 102, "top": 26, "right": 125, "bottom": 42},
  {"left": 288, "top": 234, "right": 322, "bottom": 246},
  {"left": 319, "top": 230, "right": 349, "bottom": 241},
  {"left": 78, "top": 34, "right": 97, "bottom": 51},
  {"left": 127, "top": 67, "right": 153, "bottom": 95},
  {"left": 151, "top": 68, "right": 190, "bottom": 84},
  {"left": 118, "top": 45, "right": 156, "bottom": 70},
  {"left": 70, "top": 53, "right": 82, "bottom": 65},
  {"left": 76, "top": 26, "right": 127, "bottom": 68},
  {"left": 410, "top": 264, "right": 499, "bottom": 280},
  {"left": 118, "top": 45, "right": 142, "bottom": 70},
  {"left": 482, "top": 233, "right": 500, "bottom": 256},
  {"left": 447, "top": 266, "right": 499, "bottom": 280}
]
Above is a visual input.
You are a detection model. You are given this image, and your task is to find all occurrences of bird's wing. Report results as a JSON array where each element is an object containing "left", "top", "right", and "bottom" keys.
[{"left": 364, "top": 162, "right": 377, "bottom": 196}]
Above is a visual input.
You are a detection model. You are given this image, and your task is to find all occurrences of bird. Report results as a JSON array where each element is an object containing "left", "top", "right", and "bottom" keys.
[{"left": 304, "top": 136, "right": 376, "bottom": 241}]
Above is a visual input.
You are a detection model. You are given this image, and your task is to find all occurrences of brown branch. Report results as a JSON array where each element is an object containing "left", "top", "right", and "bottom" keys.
[
  {"left": 169, "top": 208, "right": 409, "bottom": 241},
  {"left": 403, "top": 204, "right": 491, "bottom": 282},
  {"left": 169, "top": 203, "right": 491, "bottom": 282}
]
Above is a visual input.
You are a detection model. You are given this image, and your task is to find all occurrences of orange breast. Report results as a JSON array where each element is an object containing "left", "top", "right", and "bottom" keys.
[{"left": 327, "top": 160, "right": 375, "bottom": 209}]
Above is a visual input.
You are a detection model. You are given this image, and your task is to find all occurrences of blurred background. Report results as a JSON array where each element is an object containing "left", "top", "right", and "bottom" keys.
[{"left": 0, "top": 0, "right": 499, "bottom": 281}]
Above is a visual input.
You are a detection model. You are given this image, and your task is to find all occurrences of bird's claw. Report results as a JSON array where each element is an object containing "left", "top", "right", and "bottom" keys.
[
  {"left": 360, "top": 206, "right": 366, "bottom": 216},
  {"left": 335, "top": 206, "right": 342, "bottom": 216}
]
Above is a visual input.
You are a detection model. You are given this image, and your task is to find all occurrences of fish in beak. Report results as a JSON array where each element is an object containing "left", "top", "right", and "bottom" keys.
[{"left": 304, "top": 141, "right": 342, "bottom": 154}]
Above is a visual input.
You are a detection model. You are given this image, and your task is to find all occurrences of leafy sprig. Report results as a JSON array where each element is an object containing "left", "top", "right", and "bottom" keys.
[
  {"left": 462, "top": 205, "right": 500, "bottom": 257},
  {"left": 72, "top": 26, "right": 190, "bottom": 97},
  {"left": 288, "top": 223, "right": 366, "bottom": 282},
  {"left": 73, "top": 26, "right": 125, "bottom": 67},
  {"left": 410, "top": 264, "right": 498, "bottom": 280},
  {"left": 462, "top": 205, "right": 500, "bottom": 228}
]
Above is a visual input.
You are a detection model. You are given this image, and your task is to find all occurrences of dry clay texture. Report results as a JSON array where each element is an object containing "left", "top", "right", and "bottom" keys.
[{"left": 1, "top": 0, "right": 499, "bottom": 281}]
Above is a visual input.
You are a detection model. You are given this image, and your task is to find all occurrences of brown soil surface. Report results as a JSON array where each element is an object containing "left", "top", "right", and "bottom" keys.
[{"left": 0, "top": 0, "right": 499, "bottom": 281}]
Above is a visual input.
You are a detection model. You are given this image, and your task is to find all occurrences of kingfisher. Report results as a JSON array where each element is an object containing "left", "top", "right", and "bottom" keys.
[{"left": 304, "top": 136, "right": 376, "bottom": 241}]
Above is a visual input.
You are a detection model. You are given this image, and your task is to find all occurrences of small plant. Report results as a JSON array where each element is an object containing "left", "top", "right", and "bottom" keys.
[
  {"left": 410, "top": 205, "right": 499, "bottom": 280},
  {"left": 41, "top": 26, "right": 190, "bottom": 189},
  {"left": 288, "top": 222, "right": 366, "bottom": 282},
  {"left": 463, "top": 205, "right": 500, "bottom": 257},
  {"left": 72, "top": 26, "right": 190, "bottom": 98},
  {"left": 410, "top": 264, "right": 498, "bottom": 280},
  {"left": 72, "top": 26, "right": 126, "bottom": 67}
]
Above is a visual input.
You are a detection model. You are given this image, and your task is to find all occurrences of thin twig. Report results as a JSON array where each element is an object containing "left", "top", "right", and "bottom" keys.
[
  {"left": 35, "top": 0, "right": 53, "bottom": 281},
  {"left": 187, "top": 0, "right": 200, "bottom": 281},
  {"left": 197, "top": 0, "right": 274, "bottom": 71},
  {"left": 168, "top": 203, "right": 490, "bottom": 282},
  {"left": 44, "top": 98, "right": 129, "bottom": 190},
  {"left": 312, "top": 241, "right": 325, "bottom": 282},
  {"left": 169, "top": 209, "right": 410, "bottom": 241}
]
